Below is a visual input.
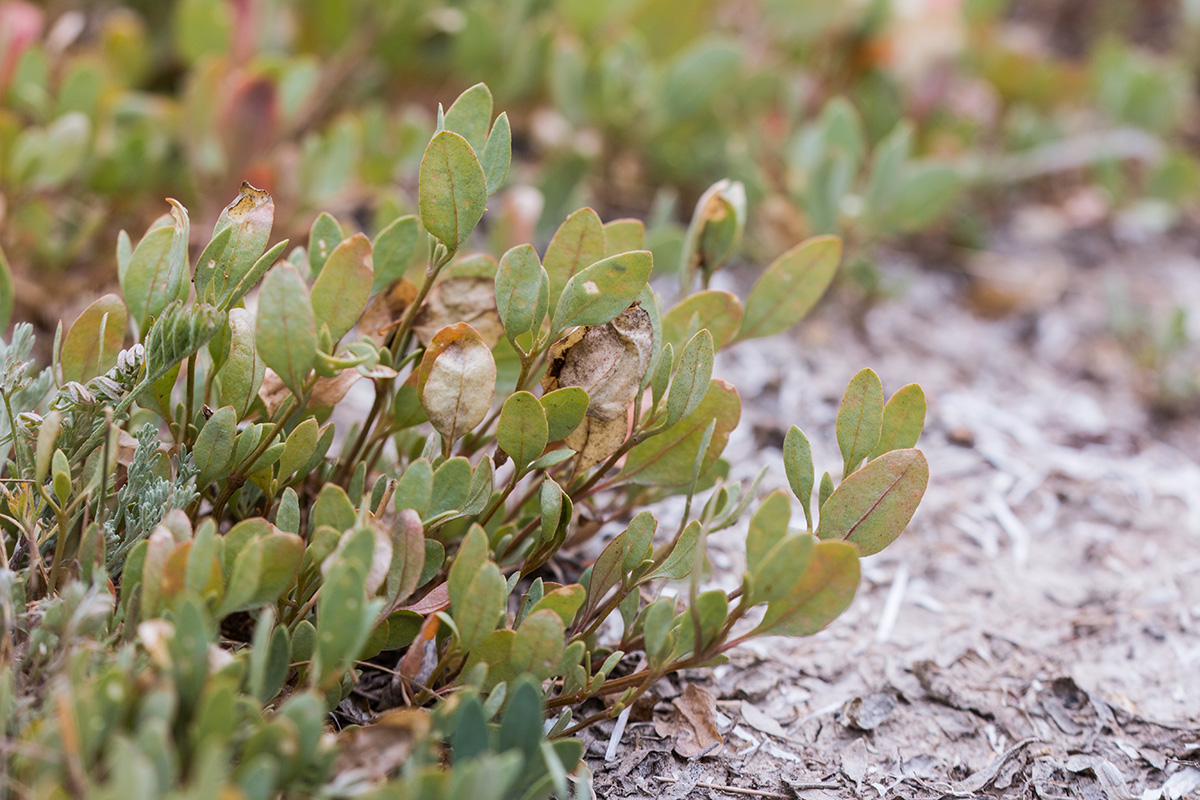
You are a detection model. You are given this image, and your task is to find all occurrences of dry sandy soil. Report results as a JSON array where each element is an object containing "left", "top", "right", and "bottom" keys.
[{"left": 583, "top": 207, "right": 1200, "bottom": 799}]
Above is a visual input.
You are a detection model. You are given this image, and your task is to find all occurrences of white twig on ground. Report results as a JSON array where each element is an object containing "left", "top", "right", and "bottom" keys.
[{"left": 875, "top": 562, "right": 909, "bottom": 644}]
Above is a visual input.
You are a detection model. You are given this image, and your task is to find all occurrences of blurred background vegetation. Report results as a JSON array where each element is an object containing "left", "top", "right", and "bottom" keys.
[{"left": 3, "top": 0, "right": 1199, "bottom": 325}]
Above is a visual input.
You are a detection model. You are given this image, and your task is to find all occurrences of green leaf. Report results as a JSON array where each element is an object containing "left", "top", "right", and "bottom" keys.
[
  {"left": 193, "top": 405, "right": 237, "bottom": 488},
  {"left": 880, "top": 164, "right": 962, "bottom": 234},
  {"left": 540, "top": 386, "right": 588, "bottom": 442},
  {"left": 249, "top": 532, "right": 304, "bottom": 608},
  {"left": 122, "top": 201, "right": 189, "bottom": 333},
  {"left": 745, "top": 490, "right": 790, "bottom": 577},
  {"left": 736, "top": 236, "right": 841, "bottom": 342},
  {"left": 394, "top": 458, "right": 433, "bottom": 518},
  {"left": 481, "top": 112, "right": 511, "bottom": 196},
  {"left": 419, "top": 130, "right": 488, "bottom": 250},
  {"left": 218, "top": 308, "right": 264, "bottom": 416},
  {"left": 621, "top": 380, "right": 740, "bottom": 486},
  {"left": 676, "top": 589, "right": 729, "bottom": 655},
  {"left": 311, "top": 483, "right": 356, "bottom": 533},
  {"left": 603, "top": 219, "right": 646, "bottom": 257},
  {"left": 372, "top": 215, "right": 419, "bottom": 293},
  {"left": 195, "top": 183, "right": 274, "bottom": 304},
  {"left": 664, "top": 330, "right": 714, "bottom": 427},
  {"left": 650, "top": 521, "right": 702, "bottom": 581},
  {"left": 662, "top": 290, "right": 743, "bottom": 353},
  {"left": 544, "top": 208, "right": 606, "bottom": 309},
  {"left": 310, "top": 233, "right": 373, "bottom": 344},
  {"left": 61, "top": 294, "right": 127, "bottom": 384},
  {"left": 530, "top": 448, "right": 574, "bottom": 471},
  {"left": 783, "top": 426, "right": 815, "bottom": 530},
  {"left": 865, "top": 122, "right": 912, "bottom": 219},
  {"left": 276, "top": 488, "right": 300, "bottom": 535},
  {"left": 748, "top": 533, "right": 814, "bottom": 606},
  {"left": 429, "top": 456, "right": 473, "bottom": 518},
  {"left": 0, "top": 245, "right": 13, "bottom": 332},
  {"left": 551, "top": 250, "right": 653, "bottom": 332},
  {"left": 495, "top": 244, "right": 549, "bottom": 343},
  {"left": 752, "top": 540, "right": 859, "bottom": 636},
  {"left": 314, "top": 563, "right": 374, "bottom": 688},
  {"left": 443, "top": 82, "right": 493, "bottom": 155},
  {"left": 255, "top": 264, "right": 316, "bottom": 396},
  {"left": 836, "top": 368, "right": 884, "bottom": 477},
  {"left": 509, "top": 609, "right": 565, "bottom": 680},
  {"left": 819, "top": 471, "right": 834, "bottom": 510},
  {"left": 870, "top": 384, "right": 926, "bottom": 460},
  {"left": 817, "top": 448, "right": 928, "bottom": 556},
  {"left": 529, "top": 584, "right": 585, "bottom": 627},
  {"left": 622, "top": 512, "right": 656, "bottom": 574},
  {"left": 223, "top": 240, "right": 289, "bottom": 313},
  {"left": 448, "top": 526, "right": 506, "bottom": 650},
  {"left": 497, "top": 392, "right": 549, "bottom": 473},
  {"left": 307, "top": 212, "right": 344, "bottom": 279},
  {"left": 277, "top": 418, "right": 319, "bottom": 481},
  {"left": 642, "top": 599, "right": 676, "bottom": 667}
]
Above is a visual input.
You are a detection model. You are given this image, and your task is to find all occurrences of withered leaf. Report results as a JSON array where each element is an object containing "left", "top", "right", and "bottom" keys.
[
  {"left": 259, "top": 367, "right": 361, "bottom": 417},
  {"left": 359, "top": 278, "right": 418, "bottom": 346},
  {"left": 653, "top": 684, "right": 723, "bottom": 758},
  {"left": 417, "top": 323, "right": 496, "bottom": 446},
  {"left": 334, "top": 708, "right": 432, "bottom": 785},
  {"left": 412, "top": 276, "right": 504, "bottom": 349},
  {"left": 543, "top": 305, "right": 653, "bottom": 422},
  {"left": 564, "top": 413, "right": 629, "bottom": 472}
]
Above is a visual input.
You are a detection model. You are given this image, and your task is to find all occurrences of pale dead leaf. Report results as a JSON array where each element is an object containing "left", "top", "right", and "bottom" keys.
[
  {"left": 653, "top": 684, "right": 723, "bottom": 758},
  {"left": 739, "top": 700, "right": 791, "bottom": 740},
  {"left": 564, "top": 413, "right": 629, "bottom": 472},
  {"left": 334, "top": 708, "right": 432, "bottom": 785},
  {"left": 413, "top": 276, "right": 504, "bottom": 349},
  {"left": 547, "top": 305, "right": 653, "bottom": 421},
  {"left": 258, "top": 367, "right": 362, "bottom": 417},
  {"left": 359, "top": 278, "right": 418, "bottom": 345}
]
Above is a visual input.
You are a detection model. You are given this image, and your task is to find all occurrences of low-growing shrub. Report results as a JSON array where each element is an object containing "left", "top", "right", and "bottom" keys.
[{"left": 0, "top": 84, "right": 928, "bottom": 798}]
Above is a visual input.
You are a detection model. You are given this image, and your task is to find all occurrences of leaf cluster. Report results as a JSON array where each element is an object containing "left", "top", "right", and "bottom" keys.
[{"left": 0, "top": 82, "right": 929, "bottom": 798}]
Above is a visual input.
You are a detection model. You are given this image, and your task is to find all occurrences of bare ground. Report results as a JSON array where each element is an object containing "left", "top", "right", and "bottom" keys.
[{"left": 583, "top": 208, "right": 1200, "bottom": 799}]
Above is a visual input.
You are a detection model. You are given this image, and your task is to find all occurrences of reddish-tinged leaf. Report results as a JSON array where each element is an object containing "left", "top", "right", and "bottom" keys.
[
  {"left": 752, "top": 540, "right": 859, "bottom": 636},
  {"left": 817, "top": 448, "right": 928, "bottom": 556}
]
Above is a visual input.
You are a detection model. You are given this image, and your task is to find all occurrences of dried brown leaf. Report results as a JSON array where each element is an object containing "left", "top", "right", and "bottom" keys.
[
  {"left": 413, "top": 276, "right": 504, "bottom": 349},
  {"left": 358, "top": 278, "right": 418, "bottom": 345},
  {"left": 653, "top": 684, "right": 723, "bottom": 759},
  {"left": 334, "top": 708, "right": 432, "bottom": 785},
  {"left": 543, "top": 305, "right": 653, "bottom": 421}
]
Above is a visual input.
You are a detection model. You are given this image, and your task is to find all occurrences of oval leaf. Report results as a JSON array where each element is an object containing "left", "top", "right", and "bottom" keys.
[
  {"left": 255, "top": 264, "right": 317, "bottom": 396},
  {"left": 418, "top": 130, "right": 488, "bottom": 250},
  {"left": 495, "top": 244, "right": 549, "bottom": 342},
  {"left": 551, "top": 250, "right": 653, "bottom": 332},
  {"left": 544, "top": 207, "right": 606, "bottom": 308},
  {"left": 662, "top": 290, "right": 743, "bottom": 352},
  {"left": 817, "top": 448, "right": 929, "bottom": 556},
  {"left": 621, "top": 379, "right": 740, "bottom": 486},
  {"left": 736, "top": 235, "right": 841, "bottom": 342},
  {"left": 310, "top": 233, "right": 373, "bottom": 344},
  {"left": 870, "top": 384, "right": 926, "bottom": 459},
  {"left": 61, "top": 294, "right": 127, "bottom": 384},
  {"left": 836, "top": 367, "right": 883, "bottom": 476},
  {"left": 752, "top": 540, "right": 859, "bottom": 636},
  {"left": 417, "top": 323, "right": 496, "bottom": 447},
  {"left": 497, "top": 391, "right": 549, "bottom": 472}
]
